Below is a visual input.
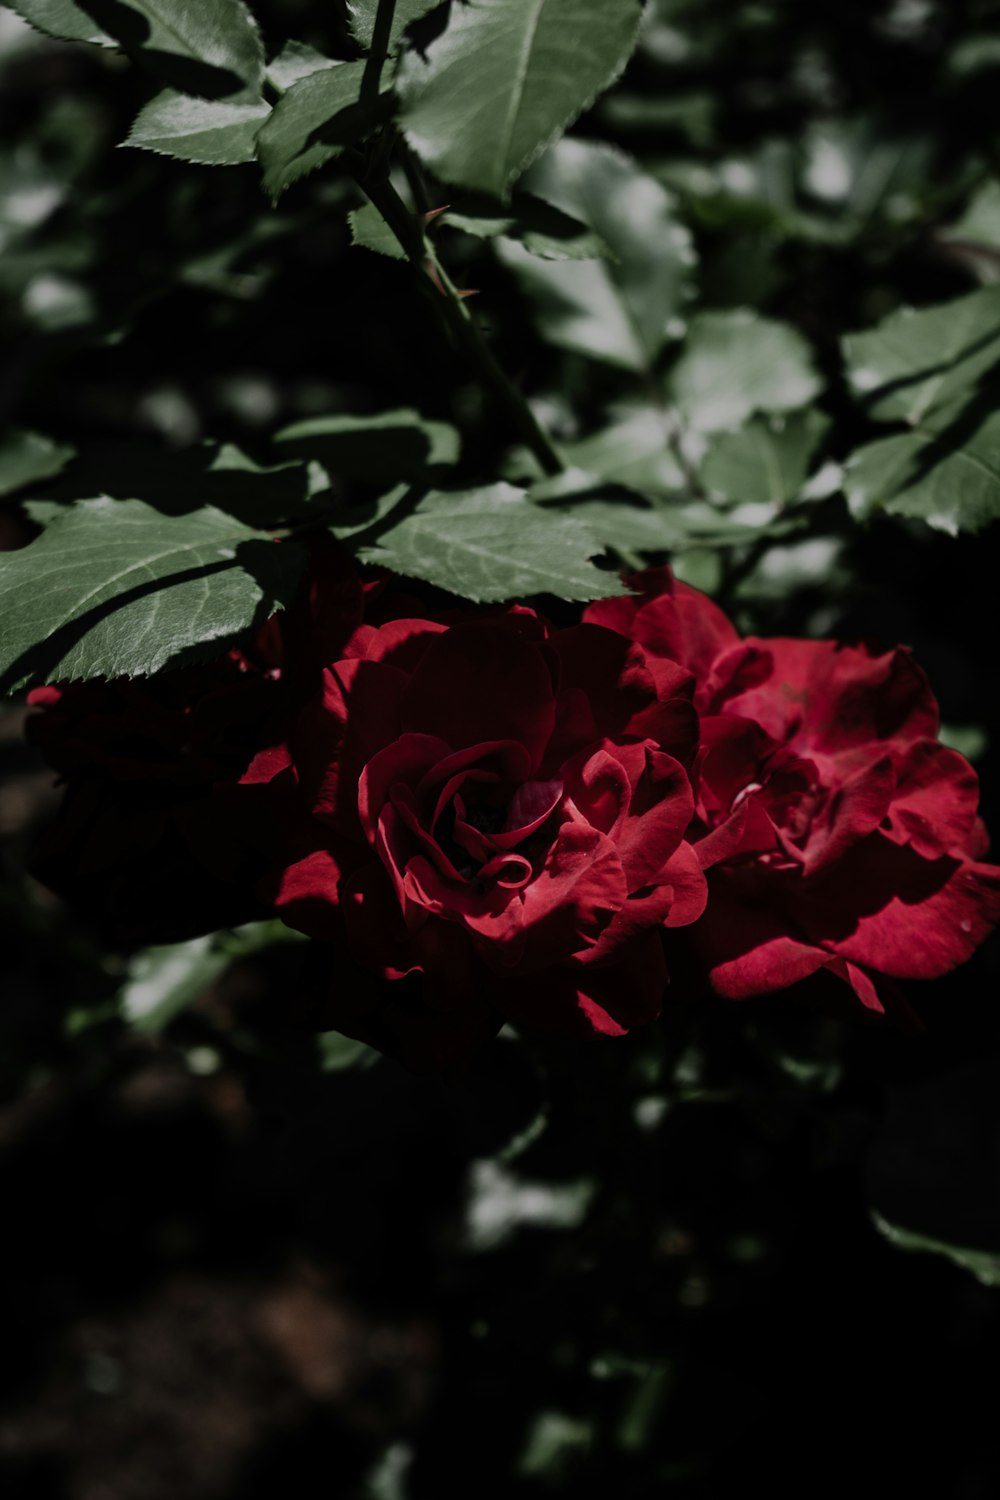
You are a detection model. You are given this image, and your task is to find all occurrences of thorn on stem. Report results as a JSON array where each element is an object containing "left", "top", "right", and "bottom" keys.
[{"left": 424, "top": 260, "right": 447, "bottom": 296}]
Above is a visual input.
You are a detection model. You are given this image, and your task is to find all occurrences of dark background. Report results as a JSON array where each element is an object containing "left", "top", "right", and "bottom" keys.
[{"left": 3, "top": 1, "right": 1000, "bottom": 1494}]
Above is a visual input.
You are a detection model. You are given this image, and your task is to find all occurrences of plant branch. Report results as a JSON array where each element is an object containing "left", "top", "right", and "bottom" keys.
[
  {"left": 356, "top": 164, "right": 565, "bottom": 478},
  {"left": 361, "top": 0, "right": 397, "bottom": 110}
]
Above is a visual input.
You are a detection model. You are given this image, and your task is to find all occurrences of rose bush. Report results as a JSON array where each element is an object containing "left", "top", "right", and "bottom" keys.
[
  {"left": 248, "top": 603, "right": 709, "bottom": 1063},
  {"left": 588, "top": 569, "right": 1000, "bottom": 1015}
]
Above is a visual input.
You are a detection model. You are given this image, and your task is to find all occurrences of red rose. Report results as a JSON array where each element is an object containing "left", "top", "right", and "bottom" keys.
[
  {"left": 26, "top": 542, "right": 365, "bottom": 945},
  {"left": 587, "top": 569, "right": 1000, "bottom": 1014},
  {"left": 250, "top": 606, "right": 708, "bottom": 1064}
]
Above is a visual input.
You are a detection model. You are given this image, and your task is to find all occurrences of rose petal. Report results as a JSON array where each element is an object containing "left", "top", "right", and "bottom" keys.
[
  {"left": 358, "top": 733, "right": 452, "bottom": 845},
  {"left": 615, "top": 745, "right": 695, "bottom": 888},
  {"left": 390, "top": 781, "right": 467, "bottom": 884},
  {"left": 402, "top": 622, "right": 557, "bottom": 768},
  {"left": 801, "top": 836, "right": 1000, "bottom": 980},
  {"left": 295, "top": 659, "right": 406, "bottom": 832},
  {"left": 340, "top": 858, "right": 421, "bottom": 977},
  {"left": 418, "top": 740, "right": 532, "bottom": 829},
  {"left": 501, "top": 777, "right": 564, "bottom": 845},
  {"left": 564, "top": 746, "right": 632, "bottom": 839},
  {"left": 884, "top": 739, "right": 981, "bottom": 859},
  {"left": 273, "top": 846, "right": 344, "bottom": 942},
  {"left": 584, "top": 568, "right": 739, "bottom": 689},
  {"left": 660, "top": 841, "right": 710, "bottom": 927},
  {"left": 722, "top": 639, "right": 939, "bottom": 754},
  {"left": 519, "top": 817, "right": 628, "bottom": 964},
  {"left": 802, "top": 756, "right": 896, "bottom": 875},
  {"left": 360, "top": 616, "right": 448, "bottom": 670},
  {"left": 239, "top": 742, "right": 293, "bottom": 785},
  {"left": 693, "top": 798, "right": 779, "bottom": 869},
  {"left": 693, "top": 877, "right": 832, "bottom": 999},
  {"left": 402, "top": 852, "right": 526, "bottom": 959},
  {"left": 573, "top": 930, "right": 669, "bottom": 1030},
  {"left": 550, "top": 624, "right": 694, "bottom": 758}
]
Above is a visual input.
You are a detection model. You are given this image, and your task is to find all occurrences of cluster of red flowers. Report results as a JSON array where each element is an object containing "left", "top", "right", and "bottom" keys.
[{"left": 28, "top": 547, "right": 1000, "bottom": 1067}]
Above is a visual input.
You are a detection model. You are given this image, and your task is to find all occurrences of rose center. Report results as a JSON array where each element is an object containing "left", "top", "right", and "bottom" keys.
[{"left": 461, "top": 800, "right": 509, "bottom": 838}]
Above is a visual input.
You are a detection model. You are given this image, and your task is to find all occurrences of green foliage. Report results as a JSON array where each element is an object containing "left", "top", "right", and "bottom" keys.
[
  {"left": 346, "top": 0, "right": 443, "bottom": 52},
  {"left": 845, "top": 402, "right": 1000, "bottom": 535},
  {"left": 0, "top": 428, "right": 75, "bottom": 496},
  {"left": 557, "top": 405, "right": 687, "bottom": 499},
  {"left": 946, "top": 179, "right": 1000, "bottom": 250},
  {"left": 499, "top": 140, "right": 695, "bottom": 369},
  {"left": 699, "top": 411, "right": 830, "bottom": 506},
  {"left": 90, "top": 0, "right": 265, "bottom": 100},
  {"left": 265, "top": 39, "right": 338, "bottom": 91},
  {"left": 1, "top": 0, "right": 998, "bottom": 678},
  {"left": 0, "top": 498, "right": 305, "bottom": 691},
  {"left": 444, "top": 193, "right": 608, "bottom": 262},
  {"left": 256, "top": 60, "right": 376, "bottom": 199},
  {"left": 397, "top": 0, "right": 644, "bottom": 197},
  {"left": 843, "top": 288, "right": 1000, "bottom": 424},
  {"left": 125, "top": 91, "right": 270, "bottom": 165},
  {"left": 5, "top": 0, "right": 112, "bottom": 45},
  {"left": 121, "top": 934, "right": 232, "bottom": 1032},
  {"left": 275, "top": 408, "right": 459, "bottom": 483},
  {"left": 121, "top": 921, "right": 304, "bottom": 1031},
  {"left": 348, "top": 201, "right": 406, "bottom": 259},
  {"left": 354, "top": 484, "right": 624, "bottom": 601},
  {"left": 670, "top": 310, "right": 822, "bottom": 431},
  {"left": 872, "top": 1215, "right": 1000, "bottom": 1288}
]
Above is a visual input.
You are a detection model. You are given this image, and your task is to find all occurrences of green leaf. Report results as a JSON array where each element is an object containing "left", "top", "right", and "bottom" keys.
[
  {"left": 499, "top": 140, "right": 695, "bottom": 370},
  {"left": 842, "top": 288, "right": 1000, "bottom": 425},
  {"left": 444, "top": 191, "right": 609, "bottom": 262},
  {"left": 256, "top": 61, "right": 384, "bottom": 200},
  {"left": 39, "top": 439, "right": 315, "bottom": 527},
  {"left": 275, "top": 408, "right": 459, "bottom": 484},
  {"left": 699, "top": 411, "right": 830, "bottom": 506},
  {"left": 326, "top": 485, "right": 412, "bottom": 542},
  {"left": 349, "top": 202, "right": 406, "bottom": 259},
  {"left": 0, "top": 497, "right": 306, "bottom": 693},
  {"left": 0, "top": 428, "right": 75, "bottom": 497},
  {"left": 670, "top": 309, "right": 822, "bottom": 432},
  {"left": 844, "top": 398, "right": 1000, "bottom": 535},
  {"left": 397, "top": 0, "right": 644, "bottom": 198},
  {"left": 558, "top": 405, "right": 687, "bottom": 498},
  {"left": 532, "top": 481, "right": 687, "bottom": 555},
  {"left": 798, "top": 119, "right": 934, "bottom": 239},
  {"left": 122, "top": 921, "right": 299, "bottom": 1033},
  {"left": 82, "top": 0, "right": 265, "bottom": 101},
  {"left": 946, "top": 179, "right": 1000, "bottom": 250},
  {"left": 125, "top": 91, "right": 270, "bottom": 166},
  {"left": 941, "top": 181, "right": 1000, "bottom": 252},
  {"left": 317, "top": 1030, "right": 377, "bottom": 1071},
  {"left": 265, "top": 40, "right": 338, "bottom": 92},
  {"left": 4, "top": 0, "right": 113, "bottom": 46},
  {"left": 354, "top": 483, "right": 624, "bottom": 602},
  {"left": 532, "top": 469, "right": 804, "bottom": 555},
  {"left": 346, "top": 0, "right": 443, "bottom": 51},
  {"left": 872, "top": 1215, "right": 1000, "bottom": 1288},
  {"left": 121, "top": 935, "right": 230, "bottom": 1032}
]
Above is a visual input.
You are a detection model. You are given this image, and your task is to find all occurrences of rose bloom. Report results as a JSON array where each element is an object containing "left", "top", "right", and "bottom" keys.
[
  {"left": 587, "top": 568, "right": 1000, "bottom": 1015},
  {"left": 26, "top": 543, "right": 365, "bottom": 945},
  {"left": 249, "top": 603, "right": 708, "bottom": 1064}
]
